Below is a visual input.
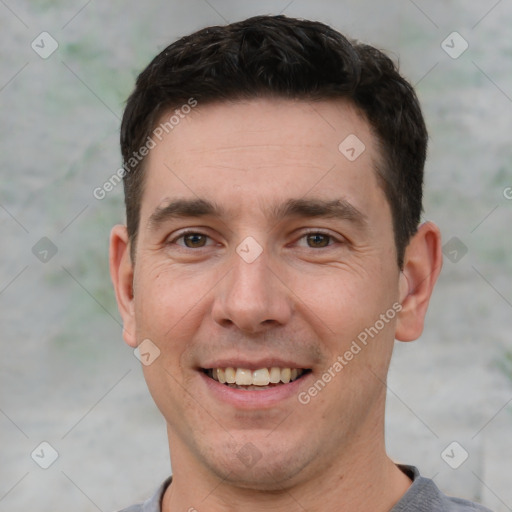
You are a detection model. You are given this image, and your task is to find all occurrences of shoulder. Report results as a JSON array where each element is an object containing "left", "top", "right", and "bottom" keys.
[
  {"left": 441, "top": 495, "right": 493, "bottom": 512},
  {"left": 116, "top": 506, "right": 143, "bottom": 512},
  {"left": 115, "top": 476, "right": 172, "bottom": 512},
  {"left": 392, "top": 466, "right": 493, "bottom": 512}
]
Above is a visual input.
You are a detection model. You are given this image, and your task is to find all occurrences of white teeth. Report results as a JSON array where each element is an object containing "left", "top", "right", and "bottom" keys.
[
  {"left": 217, "top": 368, "right": 226, "bottom": 384},
  {"left": 235, "top": 368, "right": 253, "bottom": 385},
  {"left": 209, "top": 367, "right": 306, "bottom": 386},
  {"left": 269, "top": 367, "right": 281, "bottom": 383},
  {"left": 252, "top": 368, "right": 270, "bottom": 386},
  {"left": 225, "top": 367, "right": 236, "bottom": 384}
]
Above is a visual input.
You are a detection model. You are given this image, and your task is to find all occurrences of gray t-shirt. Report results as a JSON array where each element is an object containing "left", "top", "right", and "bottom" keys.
[{"left": 117, "top": 466, "right": 493, "bottom": 511}]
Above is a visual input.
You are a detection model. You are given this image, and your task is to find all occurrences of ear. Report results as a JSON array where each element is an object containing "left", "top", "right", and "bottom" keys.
[
  {"left": 395, "top": 221, "right": 443, "bottom": 342},
  {"left": 109, "top": 225, "right": 137, "bottom": 347}
]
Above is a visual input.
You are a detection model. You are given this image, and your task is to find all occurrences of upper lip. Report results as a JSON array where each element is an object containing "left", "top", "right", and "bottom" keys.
[{"left": 200, "top": 359, "right": 310, "bottom": 370}]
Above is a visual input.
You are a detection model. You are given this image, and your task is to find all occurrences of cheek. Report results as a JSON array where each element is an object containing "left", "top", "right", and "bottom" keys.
[
  {"left": 135, "top": 262, "right": 199, "bottom": 324},
  {"left": 289, "top": 268, "right": 400, "bottom": 384},
  {"left": 291, "top": 265, "right": 396, "bottom": 332},
  {"left": 134, "top": 267, "right": 204, "bottom": 418},
  {"left": 132, "top": 265, "right": 207, "bottom": 372}
]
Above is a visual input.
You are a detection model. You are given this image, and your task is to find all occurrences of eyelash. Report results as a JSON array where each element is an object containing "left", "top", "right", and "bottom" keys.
[{"left": 168, "top": 229, "right": 342, "bottom": 249}]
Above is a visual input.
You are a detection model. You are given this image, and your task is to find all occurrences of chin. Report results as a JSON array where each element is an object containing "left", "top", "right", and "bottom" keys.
[{"left": 201, "top": 436, "right": 314, "bottom": 491}]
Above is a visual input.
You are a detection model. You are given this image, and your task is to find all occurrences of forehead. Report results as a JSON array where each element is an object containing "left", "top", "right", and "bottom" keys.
[{"left": 140, "top": 97, "right": 388, "bottom": 224}]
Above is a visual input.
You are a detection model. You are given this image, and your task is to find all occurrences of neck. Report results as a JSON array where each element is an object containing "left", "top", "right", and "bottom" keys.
[{"left": 162, "top": 424, "right": 411, "bottom": 512}]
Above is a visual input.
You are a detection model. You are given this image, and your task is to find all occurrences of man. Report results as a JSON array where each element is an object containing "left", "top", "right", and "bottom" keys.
[{"left": 109, "top": 14, "right": 491, "bottom": 511}]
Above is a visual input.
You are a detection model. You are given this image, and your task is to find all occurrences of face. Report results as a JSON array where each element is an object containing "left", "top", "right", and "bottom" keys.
[{"left": 117, "top": 98, "right": 406, "bottom": 488}]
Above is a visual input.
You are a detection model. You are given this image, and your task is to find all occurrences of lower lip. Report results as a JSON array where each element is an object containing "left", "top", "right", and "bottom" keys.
[{"left": 199, "top": 371, "right": 312, "bottom": 409}]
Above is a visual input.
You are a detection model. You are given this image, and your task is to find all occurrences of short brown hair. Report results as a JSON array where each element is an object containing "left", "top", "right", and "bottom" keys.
[{"left": 120, "top": 14, "right": 427, "bottom": 268}]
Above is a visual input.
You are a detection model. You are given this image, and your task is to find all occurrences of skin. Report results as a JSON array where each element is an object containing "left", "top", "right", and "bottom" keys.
[{"left": 110, "top": 97, "right": 442, "bottom": 511}]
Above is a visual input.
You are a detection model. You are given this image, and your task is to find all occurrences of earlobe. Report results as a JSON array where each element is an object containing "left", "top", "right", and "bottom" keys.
[
  {"left": 395, "top": 222, "right": 443, "bottom": 342},
  {"left": 109, "top": 225, "right": 137, "bottom": 347}
]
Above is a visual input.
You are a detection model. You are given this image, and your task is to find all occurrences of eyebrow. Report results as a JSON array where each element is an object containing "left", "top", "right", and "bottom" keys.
[
  {"left": 147, "top": 198, "right": 224, "bottom": 230},
  {"left": 147, "top": 197, "right": 368, "bottom": 231},
  {"left": 270, "top": 198, "right": 367, "bottom": 226}
]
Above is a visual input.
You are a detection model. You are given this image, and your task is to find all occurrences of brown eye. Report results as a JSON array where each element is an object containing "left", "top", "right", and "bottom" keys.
[
  {"left": 183, "top": 233, "right": 208, "bottom": 248},
  {"left": 306, "top": 233, "right": 331, "bottom": 248}
]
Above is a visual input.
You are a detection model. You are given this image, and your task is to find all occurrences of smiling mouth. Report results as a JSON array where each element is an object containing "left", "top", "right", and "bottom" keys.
[{"left": 203, "top": 367, "right": 312, "bottom": 390}]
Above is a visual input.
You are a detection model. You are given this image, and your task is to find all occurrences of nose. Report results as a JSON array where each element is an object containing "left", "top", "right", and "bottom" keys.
[{"left": 211, "top": 245, "right": 293, "bottom": 334}]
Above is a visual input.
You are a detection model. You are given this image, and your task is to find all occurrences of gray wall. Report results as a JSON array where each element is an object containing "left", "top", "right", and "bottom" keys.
[{"left": 1, "top": 1, "right": 511, "bottom": 510}]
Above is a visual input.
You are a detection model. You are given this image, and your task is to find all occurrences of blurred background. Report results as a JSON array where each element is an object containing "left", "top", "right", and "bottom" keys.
[{"left": 0, "top": 1, "right": 511, "bottom": 510}]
